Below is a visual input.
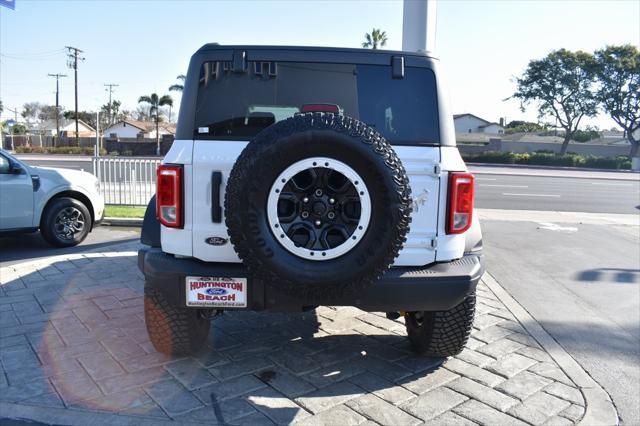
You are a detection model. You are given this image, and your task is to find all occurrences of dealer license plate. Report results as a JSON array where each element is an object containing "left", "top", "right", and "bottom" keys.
[{"left": 185, "top": 276, "right": 247, "bottom": 308}]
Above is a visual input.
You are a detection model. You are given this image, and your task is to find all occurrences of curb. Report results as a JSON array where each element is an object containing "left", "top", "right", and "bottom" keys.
[
  {"left": 483, "top": 272, "right": 619, "bottom": 426},
  {"left": 101, "top": 217, "right": 143, "bottom": 227}
]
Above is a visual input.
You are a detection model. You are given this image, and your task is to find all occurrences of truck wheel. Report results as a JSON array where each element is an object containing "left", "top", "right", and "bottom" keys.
[
  {"left": 40, "top": 197, "right": 92, "bottom": 248},
  {"left": 225, "top": 113, "right": 412, "bottom": 300},
  {"left": 144, "top": 285, "right": 211, "bottom": 355},
  {"left": 405, "top": 294, "right": 476, "bottom": 357}
]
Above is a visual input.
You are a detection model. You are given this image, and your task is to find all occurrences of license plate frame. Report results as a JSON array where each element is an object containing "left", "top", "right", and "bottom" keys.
[{"left": 185, "top": 276, "right": 248, "bottom": 308}]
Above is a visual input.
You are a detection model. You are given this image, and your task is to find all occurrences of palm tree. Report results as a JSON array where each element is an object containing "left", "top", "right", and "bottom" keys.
[
  {"left": 362, "top": 29, "right": 388, "bottom": 49},
  {"left": 169, "top": 75, "right": 186, "bottom": 92},
  {"left": 138, "top": 93, "right": 173, "bottom": 155}
]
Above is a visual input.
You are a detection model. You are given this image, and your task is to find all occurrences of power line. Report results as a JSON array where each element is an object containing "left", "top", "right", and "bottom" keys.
[
  {"left": 104, "top": 83, "right": 119, "bottom": 126},
  {"left": 2, "top": 48, "right": 66, "bottom": 57},
  {"left": 66, "top": 46, "right": 84, "bottom": 145},
  {"left": 48, "top": 73, "right": 67, "bottom": 144}
]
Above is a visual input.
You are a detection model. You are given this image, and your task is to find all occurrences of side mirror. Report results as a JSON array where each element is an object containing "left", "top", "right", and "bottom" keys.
[{"left": 9, "top": 162, "right": 24, "bottom": 175}]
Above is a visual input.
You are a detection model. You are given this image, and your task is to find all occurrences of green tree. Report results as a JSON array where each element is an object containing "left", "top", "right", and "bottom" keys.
[
  {"left": 0, "top": 99, "right": 3, "bottom": 114},
  {"left": 101, "top": 100, "right": 121, "bottom": 126},
  {"left": 505, "top": 120, "right": 548, "bottom": 134},
  {"left": 38, "top": 105, "right": 63, "bottom": 122},
  {"left": 593, "top": 45, "right": 640, "bottom": 157},
  {"left": 11, "top": 123, "right": 27, "bottom": 135},
  {"left": 362, "top": 29, "right": 388, "bottom": 49},
  {"left": 22, "top": 102, "right": 44, "bottom": 124},
  {"left": 511, "top": 49, "right": 597, "bottom": 154},
  {"left": 63, "top": 110, "right": 97, "bottom": 130},
  {"left": 169, "top": 75, "right": 186, "bottom": 92},
  {"left": 138, "top": 93, "right": 173, "bottom": 155}
]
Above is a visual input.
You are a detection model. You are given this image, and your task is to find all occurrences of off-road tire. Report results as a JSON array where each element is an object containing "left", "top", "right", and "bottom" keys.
[
  {"left": 144, "top": 285, "right": 211, "bottom": 355},
  {"left": 225, "top": 113, "right": 412, "bottom": 301},
  {"left": 40, "top": 197, "right": 92, "bottom": 248},
  {"left": 405, "top": 293, "right": 476, "bottom": 357}
]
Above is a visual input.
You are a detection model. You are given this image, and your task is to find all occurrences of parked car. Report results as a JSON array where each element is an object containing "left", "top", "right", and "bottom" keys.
[
  {"left": 0, "top": 149, "right": 104, "bottom": 247},
  {"left": 138, "top": 45, "right": 484, "bottom": 357}
]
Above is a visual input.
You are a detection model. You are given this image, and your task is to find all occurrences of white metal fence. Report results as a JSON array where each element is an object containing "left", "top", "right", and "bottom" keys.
[{"left": 92, "top": 157, "right": 161, "bottom": 206}]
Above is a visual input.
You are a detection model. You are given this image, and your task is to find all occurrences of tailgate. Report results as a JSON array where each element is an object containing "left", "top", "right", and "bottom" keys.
[{"left": 190, "top": 142, "right": 440, "bottom": 266}]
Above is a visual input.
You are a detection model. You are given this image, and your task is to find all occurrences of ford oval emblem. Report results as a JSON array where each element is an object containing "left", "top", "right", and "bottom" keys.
[
  {"left": 205, "top": 288, "right": 227, "bottom": 296},
  {"left": 205, "top": 237, "right": 228, "bottom": 246}
]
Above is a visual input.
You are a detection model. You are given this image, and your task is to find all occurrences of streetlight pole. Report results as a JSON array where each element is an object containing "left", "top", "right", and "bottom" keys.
[
  {"left": 402, "top": 0, "right": 437, "bottom": 52},
  {"left": 48, "top": 73, "right": 67, "bottom": 146}
]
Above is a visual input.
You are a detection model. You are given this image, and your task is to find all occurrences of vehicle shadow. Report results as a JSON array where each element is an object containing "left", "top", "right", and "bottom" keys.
[{"left": 0, "top": 229, "right": 139, "bottom": 264}]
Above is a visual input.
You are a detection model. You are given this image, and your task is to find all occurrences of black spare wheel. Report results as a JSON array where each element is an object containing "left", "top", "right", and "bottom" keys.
[{"left": 225, "top": 113, "right": 412, "bottom": 299}]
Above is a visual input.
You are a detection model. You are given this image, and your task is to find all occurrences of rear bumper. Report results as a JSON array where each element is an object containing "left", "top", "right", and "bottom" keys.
[{"left": 138, "top": 247, "right": 484, "bottom": 312}]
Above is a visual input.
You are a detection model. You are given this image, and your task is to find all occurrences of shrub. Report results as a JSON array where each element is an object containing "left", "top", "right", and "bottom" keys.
[
  {"left": 582, "top": 155, "right": 630, "bottom": 170},
  {"left": 527, "top": 153, "right": 578, "bottom": 167},
  {"left": 463, "top": 151, "right": 631, "bottom": 170},
  {"left": 15, "top": 146, "right": 106, "bottom": 155},
  {"left": 463, "top": 151, "right": 516, "bottom": 164}
]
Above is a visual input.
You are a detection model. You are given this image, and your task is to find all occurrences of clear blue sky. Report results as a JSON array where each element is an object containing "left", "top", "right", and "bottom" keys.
[{"left": 1, "top": 0, "right": 638, "bottom": 128}]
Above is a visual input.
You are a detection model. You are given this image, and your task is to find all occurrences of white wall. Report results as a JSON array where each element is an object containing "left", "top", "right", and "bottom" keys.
[
  {"left": 104, "top": 122, "right": 145, "bottom": 138},
  {"left": 454, "top": 115, "right": 487, "bottom": 133},
  {"left": 481, "top": 124, "right": 504, "bottom": 135}
]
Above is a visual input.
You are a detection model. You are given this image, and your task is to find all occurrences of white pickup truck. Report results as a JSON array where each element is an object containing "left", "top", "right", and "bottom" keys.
[{"left": 0, "top": 149, "right": 104, "bottom": 247}]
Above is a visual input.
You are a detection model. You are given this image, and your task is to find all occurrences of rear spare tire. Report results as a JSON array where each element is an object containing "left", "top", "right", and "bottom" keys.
[{"left": 225, "top": 113, "right": 412, "bottom": 300}]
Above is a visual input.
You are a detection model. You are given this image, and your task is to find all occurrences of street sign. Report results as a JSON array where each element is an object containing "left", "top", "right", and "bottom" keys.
[{"left": 0, "top": 0, "right": 15, "bottom": 10}]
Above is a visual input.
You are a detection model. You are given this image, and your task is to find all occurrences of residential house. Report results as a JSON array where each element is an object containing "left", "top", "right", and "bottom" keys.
[
  {"left": 35, "top": 119, "right": 95, "bottom": 137},
  {"left": 103, "top": 120, "right": 176, "bottom": 139},
  {"left": 454, "top": 113, "right": 505, "bottom": 135}
]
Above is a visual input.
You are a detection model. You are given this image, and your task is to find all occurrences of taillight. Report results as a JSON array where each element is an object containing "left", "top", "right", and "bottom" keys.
[
  {"left": 156, "top": 164, "right": 183, "bottom": 228},
  {"left": 447, "top": 172, "right": 474, "bottom": 234}
]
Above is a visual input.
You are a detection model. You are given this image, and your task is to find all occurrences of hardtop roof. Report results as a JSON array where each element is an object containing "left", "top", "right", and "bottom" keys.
[{"left": 195, "top": 44, "right": 437, "bottom": 60}]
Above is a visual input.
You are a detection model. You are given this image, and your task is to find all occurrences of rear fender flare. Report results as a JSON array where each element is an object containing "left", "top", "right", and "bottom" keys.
[{"left": 141, "top": 195, "right": 161, "bottom": 247}]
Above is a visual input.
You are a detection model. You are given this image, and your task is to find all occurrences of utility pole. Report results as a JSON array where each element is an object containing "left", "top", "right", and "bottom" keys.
[
  {"left": 66, "top": 46, "right": 84, "bottom": 146},
  {"left": 104, "top": 83, "right": 119, "bottom": 126},
  {"left": 48, "top": 73, "right": 67, "bottom": 146}
]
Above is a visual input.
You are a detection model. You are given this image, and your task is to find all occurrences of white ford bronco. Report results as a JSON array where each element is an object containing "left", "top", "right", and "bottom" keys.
[{"left": 138, "top": 45, "right": 484, "bottom": 357}]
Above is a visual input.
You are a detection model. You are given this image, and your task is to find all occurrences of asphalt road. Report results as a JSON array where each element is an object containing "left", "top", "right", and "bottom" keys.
[
  {"left": 475, "top": 173, "right": 640, "bottom": 214},
  {"left": 17, "top": 156, "right": 93, "bottom": 172},
  {"left": 483, "top": 216, "right": 639, "bottom": 424}
]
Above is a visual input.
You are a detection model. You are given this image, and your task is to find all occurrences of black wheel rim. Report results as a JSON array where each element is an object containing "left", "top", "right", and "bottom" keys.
[{"left": 54, "top": 207, "right": 85, "bottom": 241}]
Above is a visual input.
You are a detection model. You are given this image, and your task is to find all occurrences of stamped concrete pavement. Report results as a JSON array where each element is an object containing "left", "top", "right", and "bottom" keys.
[{"left": 0, "top": 242, "right": 613, "bottom": 425}]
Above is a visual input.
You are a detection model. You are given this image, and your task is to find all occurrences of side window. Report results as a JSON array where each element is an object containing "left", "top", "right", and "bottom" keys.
[{"left": 0, "top": 155, "right": 10, "bottom": 174}]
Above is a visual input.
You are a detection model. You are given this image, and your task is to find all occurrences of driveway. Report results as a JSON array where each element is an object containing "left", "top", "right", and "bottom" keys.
[{"left": 0, "top": 241, "right": 610, "bottom": 425}]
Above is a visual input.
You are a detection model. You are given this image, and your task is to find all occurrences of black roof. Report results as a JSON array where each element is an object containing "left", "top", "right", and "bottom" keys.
[{"left": 196, "top": 44, "right": 436, "bottom": 59}]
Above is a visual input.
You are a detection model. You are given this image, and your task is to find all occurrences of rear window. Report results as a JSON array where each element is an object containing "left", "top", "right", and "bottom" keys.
[{"left": 193, "top": 62, "right": 440, "bottom": 145}]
